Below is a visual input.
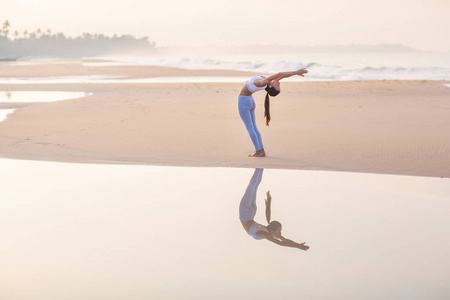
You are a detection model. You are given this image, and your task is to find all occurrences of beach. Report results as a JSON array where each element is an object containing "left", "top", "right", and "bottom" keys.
[{"left": 0, "top": 59, "right": 449, "bottom": 177}]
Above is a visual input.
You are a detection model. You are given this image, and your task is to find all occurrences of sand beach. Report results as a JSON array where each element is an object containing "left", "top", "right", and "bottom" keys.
[{"left": 0, "top": 59, "right": 449, "bottom": 177}]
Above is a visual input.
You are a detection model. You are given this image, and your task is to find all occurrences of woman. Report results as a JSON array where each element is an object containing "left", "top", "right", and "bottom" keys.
[
  {"left": 239, "top": 168, "right": 309, "bottom": 251},
  {"left": 238, "top": 68, "right": 308, "bottom": 157}
]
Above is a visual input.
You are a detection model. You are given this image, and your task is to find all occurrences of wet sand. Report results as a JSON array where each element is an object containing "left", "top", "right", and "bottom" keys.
[
  {"left": 0, "top": 59, "right": 449, "bottom": 177},
  {"left": 1, "top": 160, "right": 449, "bottom": 299}
]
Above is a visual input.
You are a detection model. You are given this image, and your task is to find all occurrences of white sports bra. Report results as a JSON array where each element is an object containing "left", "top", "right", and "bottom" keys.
[
  {"left": 248, "top": 222, "right": 269, "bottom": 240},
  {"left": 247, "top": 76, "right": 267, "bottom": 94}
]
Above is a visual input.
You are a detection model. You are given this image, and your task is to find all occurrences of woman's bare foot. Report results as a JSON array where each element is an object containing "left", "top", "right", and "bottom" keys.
[{"left": 248, "top": 149, "right": 266, "bottom": 157}]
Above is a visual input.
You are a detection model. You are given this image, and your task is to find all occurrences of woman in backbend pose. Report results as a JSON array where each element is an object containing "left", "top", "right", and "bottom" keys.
[
  {"left": 239, "top": 168, "right": 309, "bottom": 251},
  {"left": 238, "top": 68, "right": 308, "bottom": 157}
]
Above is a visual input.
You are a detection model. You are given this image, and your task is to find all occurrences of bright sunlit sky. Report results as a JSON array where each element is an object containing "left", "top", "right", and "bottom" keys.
[{"left": 3, "top": 0, "right": 450, "bottom": 51}]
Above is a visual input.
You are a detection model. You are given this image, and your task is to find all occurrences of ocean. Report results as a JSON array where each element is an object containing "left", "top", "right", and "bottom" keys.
[{"left": 92, "top": 49, "right": 450, "bottom": 81}]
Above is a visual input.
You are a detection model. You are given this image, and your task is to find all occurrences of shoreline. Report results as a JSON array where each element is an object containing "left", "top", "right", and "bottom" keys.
[{"left": 1, "top": 59, "right": 449, "bottom": 177}]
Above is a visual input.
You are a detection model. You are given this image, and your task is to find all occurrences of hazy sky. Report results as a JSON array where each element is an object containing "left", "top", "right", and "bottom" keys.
[{"left": 3, "top": 0, "right": 450, "bottom": 51}]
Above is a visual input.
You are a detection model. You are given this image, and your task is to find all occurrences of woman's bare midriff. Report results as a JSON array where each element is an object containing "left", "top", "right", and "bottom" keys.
[{"left": 239, "top": 84, "right": 252, "bottom": 96}]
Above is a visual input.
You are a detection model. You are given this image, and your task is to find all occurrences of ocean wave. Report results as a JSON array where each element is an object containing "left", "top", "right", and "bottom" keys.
[
  {"left": 357, "top": 66, "right": 444, "bottom": 73},
  {"left": 100, "top": 52, "right": 450, "bottom": 81}
]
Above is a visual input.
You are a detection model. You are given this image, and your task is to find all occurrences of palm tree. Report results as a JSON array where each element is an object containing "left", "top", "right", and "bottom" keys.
[
  {"left": 2, "top": 20, "right": 10, "bottom": 38},
  {"left": 55, "top": 32, "right": 66, "bottom": 40}
]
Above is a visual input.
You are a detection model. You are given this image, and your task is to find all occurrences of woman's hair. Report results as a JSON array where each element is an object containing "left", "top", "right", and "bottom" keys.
[
  {"left": 264, "top": 86, "right": 280, "bottom": 126},
  {"left": 266, "top": 221, "right": 282, "bottom": 233}
]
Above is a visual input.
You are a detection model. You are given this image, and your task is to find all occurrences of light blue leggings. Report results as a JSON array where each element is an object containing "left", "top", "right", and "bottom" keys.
[
  {"left": 239, "top": 168, "right": 264, "bottom": 221},
  {"left": 238, "top": 95, "right": 264, "bottom": 151}
]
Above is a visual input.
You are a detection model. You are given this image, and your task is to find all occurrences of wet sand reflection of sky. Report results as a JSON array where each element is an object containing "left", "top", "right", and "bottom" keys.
[
  {"left": 0, "top": 91, "right": 89, "bottom": 122},
  {"left": 0, "top": 91, "right": 89, "bottom": 103},
  {"left": 0, "top": 109, "right": 15, "bottom": 122},
  {"left": 0, "top": 158, "right": 449, "bottom": 299}
]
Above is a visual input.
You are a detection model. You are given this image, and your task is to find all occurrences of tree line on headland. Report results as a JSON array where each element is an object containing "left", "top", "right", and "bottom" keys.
[{"left": 0, "top": 20, "right": 156, "bottom": 58}]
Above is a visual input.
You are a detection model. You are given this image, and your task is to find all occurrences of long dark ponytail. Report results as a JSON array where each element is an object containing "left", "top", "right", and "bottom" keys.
[
  {"left": 265, "top": 190, "right": 282, "bottom": 233},
  {"left": 264, "top": 93, "right": 271, "bottom": 126},
  {"left": 264, "top": 86, "right": 280, "bottom": 126}
]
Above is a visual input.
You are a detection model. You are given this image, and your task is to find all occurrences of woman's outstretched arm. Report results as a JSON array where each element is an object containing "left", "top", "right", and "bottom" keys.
[
  {"left": 254, "top": 68, "right": 308, "bottom": 87},
  {"left": 257, "top": 231, "right": 309, "bottom": 251},
  {"left": 279, "top": 236, "right": 309, "bottom": 251}
]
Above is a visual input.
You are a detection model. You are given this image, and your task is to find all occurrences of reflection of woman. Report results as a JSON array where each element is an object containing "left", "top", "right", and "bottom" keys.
[
  {"left": 239, "top": 168, "right": 309, "bottom": 250},
  {"left": 238, "top": 68, "right": 308, "bottom": 157}
]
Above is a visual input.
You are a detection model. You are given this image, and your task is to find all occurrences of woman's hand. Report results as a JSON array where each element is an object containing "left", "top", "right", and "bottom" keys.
[
  {"left": 298, "top": 242, "right": 309, "bottom": 251},
  {"left": 297, "top": 69, "right": 308, "bottom": 77}
]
